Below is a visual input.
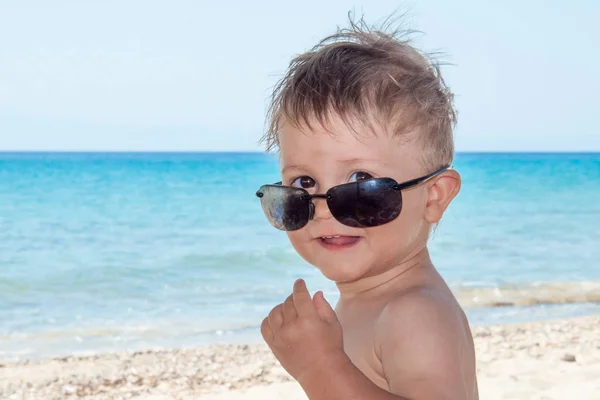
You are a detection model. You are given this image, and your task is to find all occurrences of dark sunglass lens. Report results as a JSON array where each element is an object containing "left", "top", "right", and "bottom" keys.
[
  {"left": 327, "top": 179, "right": 402, "bottom": 227},
  {"left": 257, "top": 185, "right": 311, "bottom": 231}
]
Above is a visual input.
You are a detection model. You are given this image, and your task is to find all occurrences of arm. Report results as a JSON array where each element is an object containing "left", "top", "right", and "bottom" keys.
[
  {"left": 261, "top": 280, "right": 476, "bottom": 400},
  {"left": 298, "top": 352, "right": 409, "bottom": 400},
  {"left": 261, "top": 279, "right": 407, "bottom": 400}
]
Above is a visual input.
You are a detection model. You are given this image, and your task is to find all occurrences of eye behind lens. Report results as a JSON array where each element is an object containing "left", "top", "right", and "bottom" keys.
[{"left": 325, "top": 178, "right": 403, "bottom": 228}]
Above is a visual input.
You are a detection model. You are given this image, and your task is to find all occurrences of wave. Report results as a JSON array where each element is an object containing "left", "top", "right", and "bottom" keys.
[
  {"left": 180, "top": 247, "right": 303, "bottom": 271},
  {"left": 0, "top": 320, "right": 259, "bottom": 344},
  {"left": 452, "top": 281, "right": 600, "bottom": 308}
]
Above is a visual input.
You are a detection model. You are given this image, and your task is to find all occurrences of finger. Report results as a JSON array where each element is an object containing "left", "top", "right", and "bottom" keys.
[
  {"left": 313, "top": 291, "right": 338, "bottom": 324},
  {"left": 293, "top": 279, "right": 316, "bottom": 317},
  {"left": 268, "top": 304, "right": 284, "bottom": 330},
  {"left": 282, "top": 294, "right": 297, "bottom": 322},
  {"left": 261, "top": 317, "right": 274, "bottom": 343}
]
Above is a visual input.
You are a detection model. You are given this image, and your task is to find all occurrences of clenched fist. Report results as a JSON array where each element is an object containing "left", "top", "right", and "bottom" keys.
[{"left": 261, "top": 279, "right": 346, "bottom": 385}]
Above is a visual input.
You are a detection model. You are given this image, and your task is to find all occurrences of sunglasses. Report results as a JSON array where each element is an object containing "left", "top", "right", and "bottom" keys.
[{"left": 256, "top": 166, "right": 450, "bottom": 231}]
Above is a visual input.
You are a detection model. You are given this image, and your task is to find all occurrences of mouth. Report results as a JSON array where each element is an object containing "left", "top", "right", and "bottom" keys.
[{"left": 316, "top": 235, "right": 361, "bottom": 251}]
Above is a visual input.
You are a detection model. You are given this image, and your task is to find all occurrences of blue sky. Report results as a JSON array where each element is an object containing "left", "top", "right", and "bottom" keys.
[{"left": 0, "top": 0, "right": 598, "bottom": 152}]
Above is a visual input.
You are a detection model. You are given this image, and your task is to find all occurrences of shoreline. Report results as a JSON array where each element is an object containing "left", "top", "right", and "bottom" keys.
[
  {"left": 3, "top": 301, "right": 598, "bottom": 364},
  {"left": 1, "top": 314, "right": 599, "bottom": 399}
]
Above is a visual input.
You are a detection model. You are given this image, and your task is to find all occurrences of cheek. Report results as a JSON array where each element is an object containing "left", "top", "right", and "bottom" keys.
[
  {"left": 400, "top": 189, "right": 427, "bottom": 221},
  {"left": 286, "top": 231, "right": 310, "bottom": 257},
  {"left": 370, "top": 193, "right": 427, "bottom": 247}
]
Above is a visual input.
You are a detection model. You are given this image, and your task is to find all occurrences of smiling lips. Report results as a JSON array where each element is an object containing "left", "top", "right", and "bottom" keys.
[{"left": 317, "top": 235, "right": 361, "bottom": 250}]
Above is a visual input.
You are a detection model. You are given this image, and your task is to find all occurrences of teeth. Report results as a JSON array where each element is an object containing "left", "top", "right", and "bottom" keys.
[{"left": 322, "top": 236, "right": 341, "bottom": 239}]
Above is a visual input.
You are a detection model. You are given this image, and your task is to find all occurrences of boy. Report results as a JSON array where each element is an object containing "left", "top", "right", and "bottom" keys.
[{"left": 255, "top": 16, "right": 478, "bottom": 400}]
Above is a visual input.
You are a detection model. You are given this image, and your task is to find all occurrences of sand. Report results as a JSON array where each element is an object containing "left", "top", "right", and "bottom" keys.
[{"left": 1, "top": 315, "right": 599, "bottom": 400}]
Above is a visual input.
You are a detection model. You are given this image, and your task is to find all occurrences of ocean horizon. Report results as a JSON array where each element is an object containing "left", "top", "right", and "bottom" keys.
[
  {"left": 1, "top": 151, "right": 599, "bottom": 361},
  {"left": 1, "top": 150, "right": 599, "bottom": 154}
]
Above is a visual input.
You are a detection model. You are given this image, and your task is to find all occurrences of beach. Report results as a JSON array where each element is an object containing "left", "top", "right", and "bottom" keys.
[
  {"left": 2, "top": 314, "right": 599, "bottom": 400},
  {"left": 1, "top": 0, "right": 600, "bottom": 396},
  {"left": 1, "top": 153, "right": 599, "bottom": 399}
]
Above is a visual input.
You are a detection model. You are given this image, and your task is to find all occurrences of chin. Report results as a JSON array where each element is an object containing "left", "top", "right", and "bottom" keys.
[
  {"left": 305, "top": 253, "right": 370, "bottom": 283},
  {"left": 289, "top": 238, "right": 372, "bottom": 282}
]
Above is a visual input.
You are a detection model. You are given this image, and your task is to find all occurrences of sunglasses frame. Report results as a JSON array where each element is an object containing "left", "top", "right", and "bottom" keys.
[{"left": 256, "top": 165, "right": 452, "bottom": 229}]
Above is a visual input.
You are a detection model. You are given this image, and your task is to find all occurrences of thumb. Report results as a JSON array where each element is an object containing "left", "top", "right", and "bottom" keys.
[{"left": 313, "top": 291, "right": 338, "bottom": 323}]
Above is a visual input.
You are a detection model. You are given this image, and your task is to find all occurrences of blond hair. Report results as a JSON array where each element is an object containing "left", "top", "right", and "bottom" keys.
[{"left": 261, "top": 15, "right": 457, "bottom": 170}]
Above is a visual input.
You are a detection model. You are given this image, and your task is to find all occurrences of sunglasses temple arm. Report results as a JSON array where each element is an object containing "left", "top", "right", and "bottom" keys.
[{"left": 394, "top": 166, "right": 451, "bottom": 190}]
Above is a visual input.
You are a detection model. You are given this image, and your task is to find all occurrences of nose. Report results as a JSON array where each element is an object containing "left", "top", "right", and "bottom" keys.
[{"left": 310, "top": 196, "right": 333, "bottom": 221}]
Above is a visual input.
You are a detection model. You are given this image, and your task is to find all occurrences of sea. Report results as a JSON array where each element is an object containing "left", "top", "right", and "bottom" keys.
[{"left": 1, "top": 152, "right": 599, "bottom": 361}]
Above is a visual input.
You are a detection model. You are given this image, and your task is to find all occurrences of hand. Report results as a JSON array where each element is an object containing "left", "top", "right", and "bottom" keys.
[{"left": 261, "top": 279, "right": 346, "bottom": 384}]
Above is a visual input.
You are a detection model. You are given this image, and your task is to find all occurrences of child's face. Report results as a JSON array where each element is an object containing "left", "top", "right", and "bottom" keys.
[{"left": 279, "top": 116, "right": 441, "bottom": 283}]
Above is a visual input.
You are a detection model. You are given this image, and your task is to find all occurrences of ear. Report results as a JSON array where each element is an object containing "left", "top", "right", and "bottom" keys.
[{"left": 424, "top": 169, "right": 461, "bottom": 224}]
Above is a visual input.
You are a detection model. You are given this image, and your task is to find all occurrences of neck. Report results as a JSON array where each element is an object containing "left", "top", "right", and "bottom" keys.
[{"left": 336, "top": 247, "right": 431, "bottom": 298}]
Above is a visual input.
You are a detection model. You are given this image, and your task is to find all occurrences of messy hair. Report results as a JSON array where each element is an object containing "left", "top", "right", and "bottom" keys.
[{"left": 261, "top": 14, "right": 457, "bottom": 170}]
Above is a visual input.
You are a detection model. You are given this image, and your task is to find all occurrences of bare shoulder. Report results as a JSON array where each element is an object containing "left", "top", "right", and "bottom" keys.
[
  {"left": 377, "top": 284, "right": 472, "bottom": 361},
  {"left": 375, "top": 285, "right": 478, "bottom": 399},
  {"left": 379, "top": 284, "right": 469, "bottom": 335}
]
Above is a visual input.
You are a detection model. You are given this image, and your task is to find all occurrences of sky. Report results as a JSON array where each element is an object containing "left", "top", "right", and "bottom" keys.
[{"left": 0, "top": 0, "right": 599, "bottom": 152}]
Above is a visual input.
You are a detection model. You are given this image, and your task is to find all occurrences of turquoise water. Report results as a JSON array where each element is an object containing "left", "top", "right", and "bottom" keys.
[{"left": 1, "top": 152, "right": 599, "bottom": 360}]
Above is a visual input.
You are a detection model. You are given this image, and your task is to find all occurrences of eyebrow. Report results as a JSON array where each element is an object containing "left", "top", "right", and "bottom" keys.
[
  {"left": 281, "top": 164, "right": 304, "bottom": 175},
  {"left": 281, "top": 158, "right": 386, "bottom": 175},
  {"left": 339, "top": 158, "right": 385, "bottom": 167}
]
